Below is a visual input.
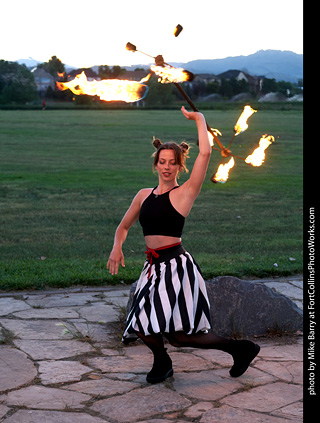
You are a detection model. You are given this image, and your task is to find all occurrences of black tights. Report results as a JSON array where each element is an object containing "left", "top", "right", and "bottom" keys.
[{"left": 136, "top": 330, "right": 232, "bottom": 354}]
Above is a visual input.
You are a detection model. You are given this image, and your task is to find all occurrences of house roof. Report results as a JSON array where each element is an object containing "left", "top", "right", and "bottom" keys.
[
  {"left": 68, "top": 68, "right": 99, "bottom": 79},
  {"left": 217, "top": 69, "right": 260, "bottom": 84},
  {"left": 31, "top": 67, "right": 54, "bottom": 80}
]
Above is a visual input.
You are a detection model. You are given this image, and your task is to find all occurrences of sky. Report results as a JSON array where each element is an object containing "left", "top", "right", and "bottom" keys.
[{"left": 2, "top": 0, "right": 303, "bottom": 68}]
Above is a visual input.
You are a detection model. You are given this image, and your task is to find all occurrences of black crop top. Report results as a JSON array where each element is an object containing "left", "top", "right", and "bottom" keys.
[{"left": 139, "top": 186, "right": 185, "bottom": 237}]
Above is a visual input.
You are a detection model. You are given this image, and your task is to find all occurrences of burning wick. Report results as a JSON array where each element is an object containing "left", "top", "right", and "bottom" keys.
[
  {"left": 56, "top": 71, "right": 149, "bottom": 103},
  {"left": 234, "top": 105, "right": 257, "bottom": 136},
  {"left": 212, "top": 157, "right": 235, "bottom": 183},
  {"left": 174, "top": 24, "right": 183, "bottom": 37},
  {"left": 245, "top": 135, "right": 275, "bottom": 166},
  {"left": 151, "top": 65, "right": 193, "bottom": 84}
]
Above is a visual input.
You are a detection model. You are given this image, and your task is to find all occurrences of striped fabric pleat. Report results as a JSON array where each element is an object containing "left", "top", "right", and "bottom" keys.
[{"left": 122, "top": 246, "right": 211, "bottom": 341}]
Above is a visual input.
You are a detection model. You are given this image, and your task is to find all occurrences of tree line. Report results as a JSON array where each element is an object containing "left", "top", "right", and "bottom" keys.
[{"left": 0, "top": 55, "right": 303, "bottom": 105}]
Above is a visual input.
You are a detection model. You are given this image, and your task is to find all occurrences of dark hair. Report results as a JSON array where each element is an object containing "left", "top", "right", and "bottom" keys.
[{"left": 152, "top": 138, "right": 190, "bottom": 175}]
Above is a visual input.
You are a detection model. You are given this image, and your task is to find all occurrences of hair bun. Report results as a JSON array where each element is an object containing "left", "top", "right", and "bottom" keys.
[
  {"left": 180, "top": 142, "right": 190, "bottom": 155},
  {"left": 153, "top": 137, "right": 162, "bottom": 149}
]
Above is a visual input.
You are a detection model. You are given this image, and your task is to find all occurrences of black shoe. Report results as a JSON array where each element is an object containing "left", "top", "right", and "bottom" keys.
[
  {"left": 229, "top": 340, "right": 260, "bottom": 377},
  {"left": 146, "top": 348, "right": 173, "bottom": 384}
]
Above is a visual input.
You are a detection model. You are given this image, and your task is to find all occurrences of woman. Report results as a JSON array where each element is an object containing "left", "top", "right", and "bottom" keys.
[{"left": 107, "top": 106, "right": 260, "bottom": 384}]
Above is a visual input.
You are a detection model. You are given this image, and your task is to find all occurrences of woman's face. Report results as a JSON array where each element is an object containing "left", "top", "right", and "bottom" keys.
[{"left": 155, "top": 149, "right": 181, "bottom": 182}]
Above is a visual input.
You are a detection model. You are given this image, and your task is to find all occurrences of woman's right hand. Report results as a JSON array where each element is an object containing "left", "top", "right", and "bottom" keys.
[{"left": 107, "top": 247, "right": 125, "bottom": 275}]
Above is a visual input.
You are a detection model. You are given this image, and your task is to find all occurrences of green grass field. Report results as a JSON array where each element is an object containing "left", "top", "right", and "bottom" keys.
[{"left": 0, "top": 106, "right": 303, "bottom": 290}]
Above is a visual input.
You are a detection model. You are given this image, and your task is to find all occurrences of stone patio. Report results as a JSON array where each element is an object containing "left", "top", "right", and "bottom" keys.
[{"left": 0, "top": 276, "right": 303, "bottom": 422}]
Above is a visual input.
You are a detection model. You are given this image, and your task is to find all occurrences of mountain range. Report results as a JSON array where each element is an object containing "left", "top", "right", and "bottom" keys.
[
  {"left": 168, "top": 50, "right": 302, "bottom": 83},
  {"left": 16, "top": 50, "right": 303, "bottom": 83}
]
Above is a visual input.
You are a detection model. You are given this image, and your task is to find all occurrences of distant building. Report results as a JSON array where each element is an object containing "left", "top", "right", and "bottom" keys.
[
  {"left": 67, "top": 68, "right": 100, "bottom": 81},
  {"left": 31, "top": 67, "right": 55, "bottom": 95},
  {"left": 117, "top": 70, "right": 150, "bottom": 81},
  {"left": 217, "top": 70, "right": 263, "bottom": 93},
  {"left": 193, "top": 74, "right": 220, "bottom": 84}
]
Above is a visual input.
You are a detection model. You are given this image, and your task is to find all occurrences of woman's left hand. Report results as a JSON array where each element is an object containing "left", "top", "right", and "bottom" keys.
[{"left": 181, "top": 106, "right": 204, "bottom": 122}]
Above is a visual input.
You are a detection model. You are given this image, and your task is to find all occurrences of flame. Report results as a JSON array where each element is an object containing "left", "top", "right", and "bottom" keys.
[
  {"left": 213, "top": 157, "right": 235, "bottom": 183},
  {"left": 245, "top": 135, "right": 275, "bottom": 166},
  {"left": 208, "top": 128, "right": 222, "bottom": 147},
  {"left": 234, "top": 105, "right": 257, "bottom": 135},
  {"left": 56, "top": 71, "right": 149, "bottom": 103},
  {"left": 150, "top": 65, "right": 192, "bottom": 84}
]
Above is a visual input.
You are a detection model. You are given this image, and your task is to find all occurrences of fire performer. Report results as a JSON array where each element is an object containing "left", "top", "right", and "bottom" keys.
[{"left": 107, "top": 106, "right": 260, "bottom": 384}]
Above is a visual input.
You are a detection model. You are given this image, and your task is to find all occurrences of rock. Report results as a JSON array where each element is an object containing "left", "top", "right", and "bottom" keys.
[
  {"left": 205, "top": 276, "right": 303, "bottom": 336},
  {"left": 126, "top": 276, "right": 303, "bottom": 337}
]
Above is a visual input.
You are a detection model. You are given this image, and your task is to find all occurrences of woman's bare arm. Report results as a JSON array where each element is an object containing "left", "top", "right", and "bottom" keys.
[
  {"left": 107, "top": 188, "right": 151, "bottom": 275},
  {"left": 171, "top": 107, "right": 211, "bottom": 216}
]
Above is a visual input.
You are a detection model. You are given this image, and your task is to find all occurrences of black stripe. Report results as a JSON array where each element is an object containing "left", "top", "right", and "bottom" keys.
[
  {"left": 185, "top": 253, "right": 195, "bottom": 296},
  {"left": 153, "top": 262, "right": 166, "bottom": 332},
  {"left": 176, "top": 255, "right": 191, "bottom": 333},
  {"left": 164, "top": 261, "right": 176, "bottom": 333}
]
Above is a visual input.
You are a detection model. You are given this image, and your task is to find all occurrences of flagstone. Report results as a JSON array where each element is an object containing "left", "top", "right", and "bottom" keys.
[
  {"left": 62, "top": 377, "right": 140, "bottom": 396},
  {"left": 221, "top": 382, "right": 303, "bottom": 412},
  {"left": 258, "top": 344, "right": 302, "bottom": 361},
  {"left": 215, "top": 366, "right": 277, "bottom": 386},
  {"left": 271, "top": 400, "right": 303, "bottom": 421},
  {"left": 170, "top": 351, "right": 213, "bottom": 372},
  {"left": 0, "top": 347, "right": 37, "bottom": 391},
  {"left": 13, "top": 339, "right": 95, "bottom": 360},
  {"left": 12, "top": 308, "right": 79, "bottom": 319},
  {"left": 88, "top": 354, "right": 151, "bottom": 374},
  {"left": 0, "top": 298, "right": 31, "bottom": 316},
  {"left": 254, "top": 359, "right": 303, "bottom": 383},
  {"left": 200, "top": 405, "right": 292, "bottom": 423},
  {"left": 0, "top": 319, "right": 74, "bottom": 340},
  {"left": 138, "top": 420, "right": 189, "bottom": 423},
  {"left": 76, "top": 304, "right": 119, "bottom": 322},
  {"left": 38, "top": 360, "right": 93, "bottom": 384},
  {"left": 25, "top": 293, "right": 103, "bottom": 308},
  {"left": 191, "top": 348, "right": 233, "bottom": 367},
  {"left": 2, "top": 410, "right": 107, "bottom": 423},
  {"left": 173, "top": 370, "right": 242, "bottom": 401},
  {"left": 0, "top": 404, "right": 9, "bottom": 419},
  {"left": 0, "top": 386, "right": 91, "bottom": 409},
  {"left": 90, "top": 384, "right": 191, "bottom": 423},
  {"left": 184, "top": 401, "right": 214, "bottom": 419},
  {"left": 71, "top": 322, "right": 114, "bottom": 343}
]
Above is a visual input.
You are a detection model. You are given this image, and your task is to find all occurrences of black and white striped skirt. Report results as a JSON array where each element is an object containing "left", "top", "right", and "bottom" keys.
[{"left": 122, "top": 243, "right": 212, "bottom": 342}]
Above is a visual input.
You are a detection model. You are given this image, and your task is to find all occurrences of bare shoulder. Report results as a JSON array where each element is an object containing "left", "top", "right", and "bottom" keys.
[{"left": 136, "top": 188, "right": 153, "bottom": 205}]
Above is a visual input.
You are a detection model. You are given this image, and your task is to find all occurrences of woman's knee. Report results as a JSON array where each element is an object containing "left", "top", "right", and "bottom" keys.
[{"left": 165, "top": 333, "right": 181, "bottom": 347}]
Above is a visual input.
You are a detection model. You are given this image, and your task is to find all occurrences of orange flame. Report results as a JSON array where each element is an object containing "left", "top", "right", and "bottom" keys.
[
  {"left": 234, "top": 105, "right": 257, "bottom": 135},
  {"left": 150, "top": 65, "right": 192, "bottom": 84},
  {"left": 208, "top": 128, "right": 222, "bottom": 147},
  {"left": 213, "top": 157, "right": 235, "bottom": 183},
  {"left": 245, "top": 135, "right": 275, "bottom": 166},
  {"left": 56, "top": 71, "right": 148, "bottom": 103}
]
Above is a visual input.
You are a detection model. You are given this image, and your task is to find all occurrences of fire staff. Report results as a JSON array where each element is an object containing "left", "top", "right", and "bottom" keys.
[{"left": 107, "top": 106, "right": 260, "bottom": 384}]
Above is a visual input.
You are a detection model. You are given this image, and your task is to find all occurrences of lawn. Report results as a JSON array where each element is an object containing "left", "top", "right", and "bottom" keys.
[{"left": 0, "top": 106, "right": 303, "bottom": 290}]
